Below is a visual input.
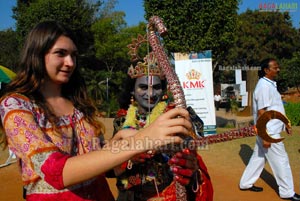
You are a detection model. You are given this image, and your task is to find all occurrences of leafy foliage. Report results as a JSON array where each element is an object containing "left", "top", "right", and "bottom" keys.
[
  {"left": 0, "top": 29, "right": 19, "bottom": 70},
  {"left": 90, "top": 3, "right": 148, "bottom": 116},
  {"left": 223, "top": 10, "right": 299, "bottom": 103},
  {"left": 280, "top": 51, "right": 300, "bottom": 92},
  {"left": 284, "top": 102, "right": 300, "bottom": 126},
  {"left": 226, "top": 10, "right": 298, "bottom": 66},
  {"left": 92, "top": 13, "right": 147, "bottom": 73},
  {"left": 144, "top": 0, "right": 239, "bottom": 65},
  {"left": 81, "top": 68, "right": 127, "bottom": 116},
  {"left": 13, "top": 0, "right": 101, "bottom": 52}
]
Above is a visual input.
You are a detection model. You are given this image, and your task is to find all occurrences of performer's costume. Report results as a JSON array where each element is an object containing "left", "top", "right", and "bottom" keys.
[{"left": 112, "top": 15, "right": 213, "bottom": 201}]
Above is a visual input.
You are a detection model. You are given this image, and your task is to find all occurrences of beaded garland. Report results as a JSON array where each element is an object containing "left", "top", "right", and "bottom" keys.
[{"left": 122, "top": 101, "right": 168, "bottom": 129}]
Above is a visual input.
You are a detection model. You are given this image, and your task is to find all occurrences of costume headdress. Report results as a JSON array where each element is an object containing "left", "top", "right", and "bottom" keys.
[{"left": 127, "top": 34, "right": 164, "bottom": 79}]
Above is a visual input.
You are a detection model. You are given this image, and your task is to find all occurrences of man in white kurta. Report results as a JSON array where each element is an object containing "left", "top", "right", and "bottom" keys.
[{"left": 239, "top": 58, "right": 299, "bottom": 200}]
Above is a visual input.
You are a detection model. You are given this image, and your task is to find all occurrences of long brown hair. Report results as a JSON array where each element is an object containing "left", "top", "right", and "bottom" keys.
[{"left": 0, "top": 21, "right": 104, "bottom": 146}]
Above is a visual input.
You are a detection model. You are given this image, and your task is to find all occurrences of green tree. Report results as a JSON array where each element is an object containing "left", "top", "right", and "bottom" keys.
[
  {"left": 92, "top": 11, "right": 127, "bottom": 73},
  {"left": 0, "top": 29, "right": 19, "bottom": 71},
  {"left": 91, "top": 16, "right": 147, "bottom": 115},
  {"left": 226, "top": 10, "right": 298, "bottom": 66},
  {"left": 13, "top": 0, "right": 101, "bottom": 53},
  {"left": 81, "top": 68, "right": 127, "bottom": 116},
  {"left": 144, "top": 0, "right": 239, "bottom": 67},
  {"left": 91, "top": 0, "right": 146, "bottom": 71},
  {"left": 280, "top": 51, "right": 300, "bottom": 92},
  {"left": 90, "top": 1, "right": 147, "bottom": 116}
]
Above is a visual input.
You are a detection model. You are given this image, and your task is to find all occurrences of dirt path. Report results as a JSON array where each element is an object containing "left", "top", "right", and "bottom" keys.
[{"left": 1, "top": 116, "right": 299, "bottom": 201}]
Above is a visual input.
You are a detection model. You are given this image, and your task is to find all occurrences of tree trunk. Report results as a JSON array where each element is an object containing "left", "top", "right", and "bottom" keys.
[
  {"left": 237, "top": 70, "right": 258, "bottom": 116},
  {"left": 246, "top": 70, "right": 258, "bottom": 115}
]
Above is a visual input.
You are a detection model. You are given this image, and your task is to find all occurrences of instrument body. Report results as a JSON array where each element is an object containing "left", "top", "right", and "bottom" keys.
[{"left": 256, "top": 110, "right": 290, "bottom": 143}]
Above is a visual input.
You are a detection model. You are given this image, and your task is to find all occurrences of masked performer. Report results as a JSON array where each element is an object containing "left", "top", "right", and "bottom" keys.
[{"left": 112, "top": 42, "right": 213, "bottom": 200}]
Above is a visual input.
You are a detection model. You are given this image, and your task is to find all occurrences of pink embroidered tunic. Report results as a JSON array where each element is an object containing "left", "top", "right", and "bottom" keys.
[{"left": 0, "top": 93, "right": 114, "bottom": 201}]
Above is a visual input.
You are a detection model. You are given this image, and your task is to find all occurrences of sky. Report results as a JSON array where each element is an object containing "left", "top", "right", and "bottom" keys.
[{"left": 0, "top": 0, "right": 299, "bottom": 31}]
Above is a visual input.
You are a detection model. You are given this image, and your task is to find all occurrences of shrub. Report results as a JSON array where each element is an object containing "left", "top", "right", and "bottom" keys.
[{"left": 284, "top": 102, "right": 300, "bottom": 126}]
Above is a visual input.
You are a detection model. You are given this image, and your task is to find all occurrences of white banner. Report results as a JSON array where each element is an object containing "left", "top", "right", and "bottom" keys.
[
  {"left": 235, "top": 69, "right": 242, "bottom": 84},
  {"left": 240, "top": 81, "right": 247, "bottom": 96},
  {"left": 174, "top": 51, "right": 216, "bottom": 135},
  {"left": 242, "top": 92, "right": 248, "bottom": 107}
]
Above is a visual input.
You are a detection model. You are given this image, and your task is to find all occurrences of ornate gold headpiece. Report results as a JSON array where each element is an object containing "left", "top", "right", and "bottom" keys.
[{"left": 127, "top": 34, "right": 164, "bottom": 79}]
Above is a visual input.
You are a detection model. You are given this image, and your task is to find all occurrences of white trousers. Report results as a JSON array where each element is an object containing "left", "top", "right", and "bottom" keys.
[{"left": 239, "top": 136, "right": 295, "bottom": 198}]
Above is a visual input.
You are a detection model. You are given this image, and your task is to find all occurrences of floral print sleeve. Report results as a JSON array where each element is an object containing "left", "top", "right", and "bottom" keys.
[{"left": 0, "top": 93, "right": 68, "bottom": 189}]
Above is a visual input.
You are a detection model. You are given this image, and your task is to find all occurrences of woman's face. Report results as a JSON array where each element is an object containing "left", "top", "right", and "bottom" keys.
[
  {"left": 44, "top": 35, "right": 78, "bottom": 85},
  {"left": 133, "top": 75, "right": 163, "bottom": 113}
]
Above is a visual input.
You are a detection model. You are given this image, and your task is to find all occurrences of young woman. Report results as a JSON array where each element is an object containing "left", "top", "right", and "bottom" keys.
[{"left": 0, "top": 21, "right": 192, "bottom": 200}]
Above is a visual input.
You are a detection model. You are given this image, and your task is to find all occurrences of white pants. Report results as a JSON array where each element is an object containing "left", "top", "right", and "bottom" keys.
[{"left": 239, "top": 136, "right": 295, "bottom": 198}]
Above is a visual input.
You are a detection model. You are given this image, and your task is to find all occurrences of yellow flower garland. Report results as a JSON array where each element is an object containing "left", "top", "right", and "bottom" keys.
[{"left": 122, "top": 101, "right": 167, "bottom": 129}]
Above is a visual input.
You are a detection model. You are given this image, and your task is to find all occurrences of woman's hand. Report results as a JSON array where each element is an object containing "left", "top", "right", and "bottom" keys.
[
  {"left": 169, "top": 148, "right": 199, "bottom": 185},
  {"left": 112, "top": 129, "right": 139, "bottom": 141},
  {"left": 135, "top": 108, "right": 192, "bottom": 150}
]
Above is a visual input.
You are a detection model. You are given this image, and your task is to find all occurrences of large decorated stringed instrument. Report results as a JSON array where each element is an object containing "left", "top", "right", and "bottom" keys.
[
  {"left": 147, "top": 16, "right": 199, "bottom": 139},
  {"left": 147, "top": 15, "right": 198, "bottom": 201}
]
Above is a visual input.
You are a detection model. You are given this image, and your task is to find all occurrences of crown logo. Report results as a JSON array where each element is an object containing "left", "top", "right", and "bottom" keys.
[{"left": 186, "top": 69, "right": 201, "bottom": 80}]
